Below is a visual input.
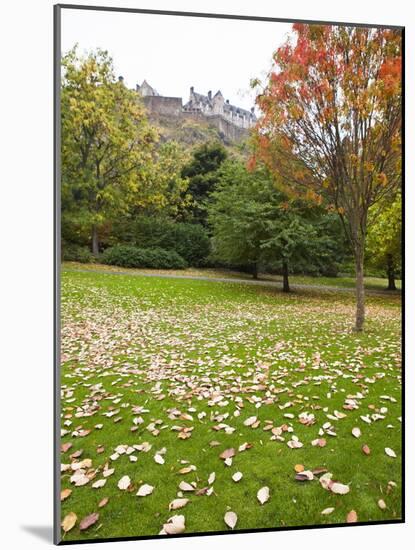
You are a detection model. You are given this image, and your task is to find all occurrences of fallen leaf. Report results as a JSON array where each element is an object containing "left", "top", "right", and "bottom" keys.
[
  {"left": 163, "top": 514, "right": 185, "bottom": 535},
  {"left": 232, "top": 472, "right": 243, "bottom": 482},
  {"left": 136, "top": 483, "right": 154, "bottom": 497},
  {"left": 179, "top": 481, "right": 195, "bottom": 492},
  {"left": 98, "top": 497, "right": 109, "bottom": 508},
  {"left": 208, "top": 472, "right": 215, "bottom": 485},
  {"left": 378, "top": 499, "right": 387, "bottom": 510},
  {"left": 362, "top": 444, "right": 371, "bottom": 455},
  {"left": 169, "top": 498, "right": 189, "bottom": 511},
  {"left": 224, "top": 511, "right": 238, "bottom": 529},
  {"left": 321, "top": 507, "right": 335, "bottom": 515},
  {"left": 220, "top": 448, "right": 235, "bottom": 460},
  {"left": 385, "top": 447, "right": 397, "bottom": 458},
  {"left": 244, "top": 416, "right": 257, "bottom": 427},
  {"left": 294, "top": 464, "right": 304, "bottom": 473},
  {"left": 117, "top": 475, "right": 131, "bottom": 490},
  {"left": 92, "top": 479, "right": 106, "bottom": 489},
  {"left": 61, "top": 512, "right": 77, "bottom": 533},
  {"left": 331, "top": 482, "right": 350, "bottom": 495},
  {"left": 352, "top": 427, "right": 361, "bottom": 438},
  {"left": 257, "top": 486, "right": 270, "bottom": 504},
  {"left": 79, "top": 512, "right": 99, "bottom": 531},
  {"left": 60, "top": 488, "right": 72, "bottom": 501},
  {"left": 346, "top": 510, "right": 358, "bottom": 523},
  {"left": 295, "top": 470, "right": 314, "bottom": 482}
]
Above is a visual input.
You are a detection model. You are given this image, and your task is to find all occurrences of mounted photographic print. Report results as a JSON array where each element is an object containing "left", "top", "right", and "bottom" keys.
[{"left": 54, "top": 4, "right": 404, "bottom": 544}]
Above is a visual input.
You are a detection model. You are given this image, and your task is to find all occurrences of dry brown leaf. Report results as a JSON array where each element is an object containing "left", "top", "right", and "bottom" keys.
[
  {"left": 220, "top": 448, "right": 236, "bottom": 460},
  {"left": 60, "top": 488, "right": 72, "bottom": 502},
  {"left": 346, "top": 510, "right": 358, "bottom": 523},
  {"left": 98, "top": 497, "right": 109, "bottom": 508},
  {"left": 362, "top": 444, "right": 371, "bottom": 455},
  {"left": 79, "top": 512, "right": 99, "bottom": 531},
  {"left": 61, "top": 512, "right": 77, "bottom": 533}
]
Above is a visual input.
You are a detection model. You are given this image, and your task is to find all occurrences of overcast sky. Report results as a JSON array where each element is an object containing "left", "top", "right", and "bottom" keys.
[{"left": 61, "top": 8, "right": 293, "bottom": 111}]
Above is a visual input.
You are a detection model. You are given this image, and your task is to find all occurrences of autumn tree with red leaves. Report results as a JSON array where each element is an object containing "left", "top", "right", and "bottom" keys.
[{"left": 251, "top": 24, "right": 402, "bottom": 331}]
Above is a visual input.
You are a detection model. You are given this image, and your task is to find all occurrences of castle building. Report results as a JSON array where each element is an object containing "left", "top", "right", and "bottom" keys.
[
  {"left": 183, "top": 87, "right": 256, "bottom": 129},
  {"left": 135, "top": 80, "right": 257, "bottom": 134}
]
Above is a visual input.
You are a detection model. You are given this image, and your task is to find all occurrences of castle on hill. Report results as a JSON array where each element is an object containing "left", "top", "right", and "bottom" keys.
[{"left": 134, "top": 79, "right": 257, "bottom": 141}]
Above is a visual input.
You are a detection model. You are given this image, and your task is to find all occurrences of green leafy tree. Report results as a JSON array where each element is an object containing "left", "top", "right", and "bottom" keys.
[
  {"left": 142, "top": 141, "right": 191, "bottom": 218},
  {"left": 366, "top": 194, "right": 402, "bottom": 290},
  {"left": 208, "top": 161, "right": 338, "bottom": 291},
  {"left": 61, "top": 47, "right": 158, "bottom": 255},
  {"left": 181, "top": 142, "right": 227, "bottom": 224}
]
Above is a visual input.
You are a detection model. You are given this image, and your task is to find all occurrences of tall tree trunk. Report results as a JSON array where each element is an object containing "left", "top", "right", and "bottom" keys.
[
  {"left": 252, "top": 262, "right": 258, "bottom": 280},
  {"left": 282, "top": 261, "right": 290, "bottom": 293},
  {"left": 92, "top": 225, "right": 99, "bottom": 256},
  {"left": 354, "top": 242, "right": 365, "bottom": 332},
  {"left": 386, "top": 254, "right": 396, "bottom": 290}
]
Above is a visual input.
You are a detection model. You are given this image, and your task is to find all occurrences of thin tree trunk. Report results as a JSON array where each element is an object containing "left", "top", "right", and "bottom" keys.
[
  {"left": 92, "top": 225, "right": 99, "bottom": 256},
  {"left": 354, "top": 243, "right": 365, "bottom": 332},
  {"left": 387, "top": 254, "right": 396, "bottom": 290},
  {"left": 282, "top": 261, "right": 290, "bottom": 293},
  {"left": 252, "top": 262, "right": 258, "bottom": 280}
]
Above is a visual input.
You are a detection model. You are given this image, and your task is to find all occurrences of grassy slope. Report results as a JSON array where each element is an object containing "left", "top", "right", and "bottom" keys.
[
  {"left": 63, "top": 261, "right": 402, "bottom": 291},
  {"left": 60, "top": 270, "right": 402, "bottom": 542}
]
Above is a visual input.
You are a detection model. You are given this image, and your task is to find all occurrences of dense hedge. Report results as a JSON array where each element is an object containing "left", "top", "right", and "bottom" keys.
[
  {"left": 111, "top": 217, "right": 210, "bottom": 266},
  {"left": 62, "top": 243, "right": 94, "bottom": 263},
  {"left": 101, "top": 245, "right": 188, "bottom": 269}
]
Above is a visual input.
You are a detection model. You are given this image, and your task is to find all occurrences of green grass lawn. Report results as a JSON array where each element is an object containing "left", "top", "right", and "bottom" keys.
[
  {"left": 62, "top": 261, "right": 402, "bottom": 291},
  {"left": 60, "top": 269, "right": 402, "bottom": 542}
]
